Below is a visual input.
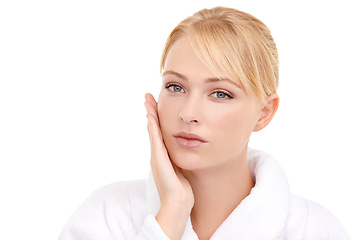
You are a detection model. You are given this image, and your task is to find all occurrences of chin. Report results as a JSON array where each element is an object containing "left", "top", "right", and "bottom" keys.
[
  {"left": 168, "top": 149, "right": 208, "bottom": 171},
  {"left": 169, "top": 149, "right": 201, "bottom": 170}
]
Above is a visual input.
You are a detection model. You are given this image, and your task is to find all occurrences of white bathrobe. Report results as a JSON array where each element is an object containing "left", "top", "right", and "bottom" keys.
[{"left": 59, "top": 149, "right": 350, "bottom": 240}]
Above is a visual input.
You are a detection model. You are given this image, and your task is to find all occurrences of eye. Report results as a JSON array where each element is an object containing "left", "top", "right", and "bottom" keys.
[
  {"left": 166, "top": 84, "right": 185, "bottom": 93},
  {"left": 211, "top": 91, "right": 233, "bottom": 99}
]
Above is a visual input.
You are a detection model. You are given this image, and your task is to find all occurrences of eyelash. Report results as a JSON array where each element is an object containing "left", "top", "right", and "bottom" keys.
[
  {"left": 165, "top": 83, "right": 233, "bottom": 100},
  {"left": 165, "top": 83, "right": 185, "bottom": 93},
  {"left": 211, "top": 91, "right": 233, "bottom": 99}
]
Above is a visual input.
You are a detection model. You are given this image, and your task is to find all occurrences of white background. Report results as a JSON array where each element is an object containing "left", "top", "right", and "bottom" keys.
[{"left": 1, "top": 0, "right": 354, "bottom": 239}]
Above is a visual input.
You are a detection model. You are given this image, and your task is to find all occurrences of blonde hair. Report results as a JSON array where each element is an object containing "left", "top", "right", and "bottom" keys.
[{"left": 160, "top": 7, "right": 279, "bottom": 103}]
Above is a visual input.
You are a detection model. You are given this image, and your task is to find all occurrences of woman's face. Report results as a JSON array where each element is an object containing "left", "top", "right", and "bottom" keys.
[{"left": 158, "top": 36, "right": 263, "bottom": 171}]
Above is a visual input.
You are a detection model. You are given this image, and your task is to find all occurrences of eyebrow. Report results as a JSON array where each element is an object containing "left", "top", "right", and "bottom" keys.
[
  {"left": 163, "top": 70, "right": 188, "bottom": 81},
  {"left": 162, "top": 70, "right": 242, "bottom": 88}
]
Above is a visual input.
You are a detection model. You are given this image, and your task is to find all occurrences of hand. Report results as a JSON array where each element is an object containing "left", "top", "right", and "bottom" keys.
[{"left": 144, "top": 93, "right": 194, "bottom": 240}]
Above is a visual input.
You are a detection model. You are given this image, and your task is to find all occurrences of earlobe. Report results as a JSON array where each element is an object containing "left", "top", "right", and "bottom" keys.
[{"left": 253, "top": 94, "right": 279, "bottom": 132}]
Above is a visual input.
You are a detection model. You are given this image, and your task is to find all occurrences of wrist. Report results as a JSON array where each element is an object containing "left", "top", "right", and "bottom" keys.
[{"left": 156, "top": 202, "right": 191, "bottom": 240}]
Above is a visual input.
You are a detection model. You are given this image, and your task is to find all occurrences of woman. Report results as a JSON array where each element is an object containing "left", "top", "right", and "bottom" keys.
[{"left": 59, "top": 7, "right": 349, "bottom": 240}]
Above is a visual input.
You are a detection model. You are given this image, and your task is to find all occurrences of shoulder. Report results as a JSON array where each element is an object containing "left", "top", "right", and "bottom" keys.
[
  {"left": 89, "top": 178, "right": 147, "bottom": 205},
  {"left": 76, "top": 178, "right": 147, "bottom": 215},
  {"left": 59, "top": 179, "right": 148, "bottom": 240},
  {"left": 285, "top": 194, "right": 350, "bottom": 240}
]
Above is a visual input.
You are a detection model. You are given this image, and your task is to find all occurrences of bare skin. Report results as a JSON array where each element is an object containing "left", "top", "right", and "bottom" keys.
[
  {"left": 145, "top": 94, "right": 193, "bottom": 240},
  {"left": 144, "top": 36, "right": 279, "bottom": 240}
]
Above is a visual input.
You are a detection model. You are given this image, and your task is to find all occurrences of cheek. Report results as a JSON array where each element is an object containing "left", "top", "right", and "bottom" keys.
[
  {"left": 157, "top": 95, "right": 179, "bottom": 132},
  {"left": 207, "top": 106, "right": 257, "bottom": 148}
]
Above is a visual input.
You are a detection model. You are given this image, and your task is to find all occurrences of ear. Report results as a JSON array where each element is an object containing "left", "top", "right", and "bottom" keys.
[{"left": 253, "top": 93, "right": 279, "bottom": 132}]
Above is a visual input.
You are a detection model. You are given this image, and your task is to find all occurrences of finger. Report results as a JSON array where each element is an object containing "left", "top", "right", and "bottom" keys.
[
  {"left": 145, "top": 94, "right": 163, "bottom": 147},
  {"left": 146, "top": 114, "right": 176, "bottom": 181},
  {"left": 144, "top": 93, "right": 158, "bottom": 120},
  {"left": 146, "top": 113, "right": 161, "bottom": 140},
  {"left": 146, "top": 113, "right": 165, "bottom": 154},
  {"left": 145, "top": 94, "right": 176, "bottom": 175},
  {"left": 145, "top": 103, "right": 158, "bottom": 123},
  {"left": 144, "top": 96, "right": 158, "bottom": 121},
  {"left": 145, "top": 93, "right": 157, "bottom": 109}
]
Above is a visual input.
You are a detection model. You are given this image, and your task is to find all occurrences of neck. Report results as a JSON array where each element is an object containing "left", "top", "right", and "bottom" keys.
[{"left": 182, "top": 148, "right": 255, "bottom": 239}]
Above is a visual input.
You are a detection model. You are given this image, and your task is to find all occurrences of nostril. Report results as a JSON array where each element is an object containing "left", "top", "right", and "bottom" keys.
[
  {"left": 180, "top": 116, "right": 198, "bottom": 123},
  {"left": 179, "top": 101, "right": 200, "bottom": 124},
  {"left": 179, "top": 115, "right": 198, "bottom": 124}
]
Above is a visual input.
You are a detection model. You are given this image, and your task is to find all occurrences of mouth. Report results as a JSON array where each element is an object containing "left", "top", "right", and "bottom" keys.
[{"left": 173, "top": 132, "right": 208, "bottom": 149}]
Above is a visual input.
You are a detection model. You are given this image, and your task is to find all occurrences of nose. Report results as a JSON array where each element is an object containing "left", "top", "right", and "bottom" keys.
[{"left": 178, "top": 95, "right": 201, "bottom": 124}]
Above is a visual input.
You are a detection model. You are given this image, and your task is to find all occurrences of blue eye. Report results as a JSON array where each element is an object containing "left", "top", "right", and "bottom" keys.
[
  {"left": 212, "top": 91, "right": 232, "bottom": 99},
  {"left": 166, "top": 84, "right": 185, "bottom": 93}
]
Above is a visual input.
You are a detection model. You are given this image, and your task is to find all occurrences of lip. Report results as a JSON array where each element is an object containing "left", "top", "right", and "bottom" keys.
[{"left": 173, "top": 132, "right": 208, "bottom": 149}]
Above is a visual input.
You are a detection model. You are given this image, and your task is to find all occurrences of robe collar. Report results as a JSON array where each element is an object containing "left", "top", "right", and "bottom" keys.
[{"left": 146, "top": 149, "right": 290, "bottom": 240}]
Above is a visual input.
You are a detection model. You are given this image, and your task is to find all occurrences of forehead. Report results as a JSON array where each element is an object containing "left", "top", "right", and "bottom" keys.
[
  {"left": 163, "top": 36, "right": 242, "bottom": 89},
  {"left": 164, "top": 36, "right": 224, "bottom": 81}
]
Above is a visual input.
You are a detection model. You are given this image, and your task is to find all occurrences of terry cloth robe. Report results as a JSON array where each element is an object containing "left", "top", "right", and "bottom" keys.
[{"left": 59, "top": 149, "right": 350, "bottom": 240}]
